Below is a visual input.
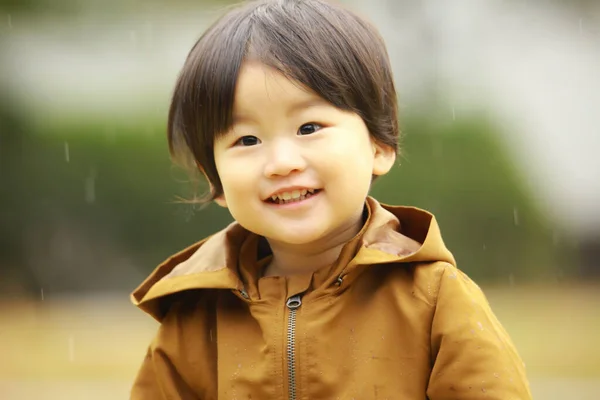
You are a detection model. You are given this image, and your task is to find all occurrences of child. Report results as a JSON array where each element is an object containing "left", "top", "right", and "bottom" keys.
[{"left": 130, "top": 0, "right": 532, "bottom": 398}]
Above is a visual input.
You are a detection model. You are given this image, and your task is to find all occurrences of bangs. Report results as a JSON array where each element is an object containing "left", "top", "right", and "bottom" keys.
[{"left": 248, "top": 2, "right": 389, "bottom": 119}]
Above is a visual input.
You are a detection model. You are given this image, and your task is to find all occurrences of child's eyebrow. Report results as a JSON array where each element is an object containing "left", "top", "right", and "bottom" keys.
[{"left": 231, "top": 113, "right": 257, "bottom": 125}]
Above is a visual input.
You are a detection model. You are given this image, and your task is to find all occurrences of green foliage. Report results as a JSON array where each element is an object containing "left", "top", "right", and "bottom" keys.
[
  {"left": 372, "top": 116, "right": 563, "bottom": 283},
  {"left": 25, "top": 122, "right": 231, "bottom": 262}
]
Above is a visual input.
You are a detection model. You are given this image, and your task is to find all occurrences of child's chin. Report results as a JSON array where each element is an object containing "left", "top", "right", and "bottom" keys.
[{"left": 265, "top": 228, "right": 326, "bottom": 246}]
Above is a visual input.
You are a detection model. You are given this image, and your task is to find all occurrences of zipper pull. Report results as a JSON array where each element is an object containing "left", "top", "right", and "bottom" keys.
[{"left": 286, "top": 294, "right": 302, "bottom": 310}]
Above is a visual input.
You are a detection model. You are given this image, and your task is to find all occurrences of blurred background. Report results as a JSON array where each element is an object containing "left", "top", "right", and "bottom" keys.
[{"left": 1, "top": 0, "right": 599, "bottom": 398}]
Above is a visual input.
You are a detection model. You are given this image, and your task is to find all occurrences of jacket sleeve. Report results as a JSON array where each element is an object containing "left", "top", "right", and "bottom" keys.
[
  {"left": 130, "top": 298, "right": 216, "bottom": 400},
  {"left": 426, "top": 263, "right": 533, "bottom": 400}
]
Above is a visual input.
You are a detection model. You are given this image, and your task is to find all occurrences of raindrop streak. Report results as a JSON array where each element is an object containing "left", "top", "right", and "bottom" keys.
[
  {"left": 452, "top": 106, "right": 456, "bottom": 121},
  {"left": 579, "top": 18, "right": 583, "bottom": 36},
  {"left": 41, "top": 288, "right": 44, "bottom": 301},
  {"left": 64, "top": 142, "right": 70, "bottom": 163},
  {"left": 7, "top": 14, "right": 11, "bottom": 29},
  {"left": 513, "top": 207, "right": 519, "bottom": 226},
  {"left": 68, "top": 335, "right": 75, "bottom": 362}
]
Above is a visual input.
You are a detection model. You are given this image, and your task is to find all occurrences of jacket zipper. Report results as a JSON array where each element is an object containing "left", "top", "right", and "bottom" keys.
[{"left": 286, "top": 294, "right": 302, "bottom": 400}]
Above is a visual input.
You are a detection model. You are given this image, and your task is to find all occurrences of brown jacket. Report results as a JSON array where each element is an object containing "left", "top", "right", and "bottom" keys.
[{"left": 131, "top": 197, "right": 532, "bottom": 399}]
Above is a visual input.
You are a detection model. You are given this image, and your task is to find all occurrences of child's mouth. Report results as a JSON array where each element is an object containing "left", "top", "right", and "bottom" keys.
[{"left": 267, "top": 189, "right": 322, "bottom": 205}]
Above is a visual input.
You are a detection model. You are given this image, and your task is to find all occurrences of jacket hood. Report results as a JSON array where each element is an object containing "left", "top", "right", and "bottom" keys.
[{"left": 131, "top": 197, "right": 455, "bottom": 321}]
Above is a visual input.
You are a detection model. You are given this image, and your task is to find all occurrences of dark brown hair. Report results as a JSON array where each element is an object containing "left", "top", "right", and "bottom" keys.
[{"left": 168, "top": 0, "right": 400, "bottom": 202}]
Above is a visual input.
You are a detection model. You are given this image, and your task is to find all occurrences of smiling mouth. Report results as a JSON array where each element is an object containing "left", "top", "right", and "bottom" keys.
[{"left": 267, "top": 189, "right": 322, "bottom": 205}]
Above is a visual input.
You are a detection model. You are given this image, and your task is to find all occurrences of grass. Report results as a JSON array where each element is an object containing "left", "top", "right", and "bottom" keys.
[
  {"left": 485, "top": 283, "right": 600, "bottom": 378},
  {"left": 0, "top": 295, "right": 156, "bottom": 382},
  {"left": 1, "top": 284, "right": 599, "bottom": 399}
]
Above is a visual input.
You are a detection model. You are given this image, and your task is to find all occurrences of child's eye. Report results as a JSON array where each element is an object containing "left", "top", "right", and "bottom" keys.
[
  {"left": 297, "top": 123, "right": 322, "bottom": 136},
  {"left": 235, "top": 135, "right": 261, "bottom": 146}
]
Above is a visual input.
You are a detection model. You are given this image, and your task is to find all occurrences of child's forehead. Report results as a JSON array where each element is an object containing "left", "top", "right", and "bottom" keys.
[{"left": 233, "top": 61, "right": 326, "bottom": 110}]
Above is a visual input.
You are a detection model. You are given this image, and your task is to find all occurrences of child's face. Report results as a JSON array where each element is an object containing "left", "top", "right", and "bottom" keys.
[{"left": 213, "top": 61, "right": 395, "bottom": 246}]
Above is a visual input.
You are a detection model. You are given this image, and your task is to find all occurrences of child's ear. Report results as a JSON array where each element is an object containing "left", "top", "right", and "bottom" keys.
[
  {"left": 214, "top": 195, "right": 228, "bottom": 208},
  {"left": 371, "top": 141, "right": 397, "bottom": 176}
]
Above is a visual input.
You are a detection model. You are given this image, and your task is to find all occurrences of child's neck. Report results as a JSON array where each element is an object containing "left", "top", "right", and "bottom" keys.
[{"left": 261, "top": 214, "right": 364, "bottom": 278}]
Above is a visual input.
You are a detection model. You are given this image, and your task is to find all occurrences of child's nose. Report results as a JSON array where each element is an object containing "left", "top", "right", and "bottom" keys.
[{"left": 263, "top": 140, "right": 307, "bottom": 177}]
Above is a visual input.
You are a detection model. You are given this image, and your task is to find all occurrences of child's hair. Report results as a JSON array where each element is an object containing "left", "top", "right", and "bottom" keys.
[{"left": 168, "top": 0, "right": 400, "bottom": 202}]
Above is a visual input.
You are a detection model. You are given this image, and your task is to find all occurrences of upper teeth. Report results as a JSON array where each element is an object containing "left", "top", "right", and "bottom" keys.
[{"left": 271, "top": 189, "right": 315, "bottom": 201}]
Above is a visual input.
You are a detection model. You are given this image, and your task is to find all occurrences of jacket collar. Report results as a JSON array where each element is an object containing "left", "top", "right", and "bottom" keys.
[{"left": 131, "top": 196, "right": 455, "bottom": 321}]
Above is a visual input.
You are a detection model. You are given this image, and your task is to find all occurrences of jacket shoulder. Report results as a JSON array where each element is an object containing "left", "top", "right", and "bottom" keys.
[{"left": 390, "top": 261, "right": 457, "bottom": 307}]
